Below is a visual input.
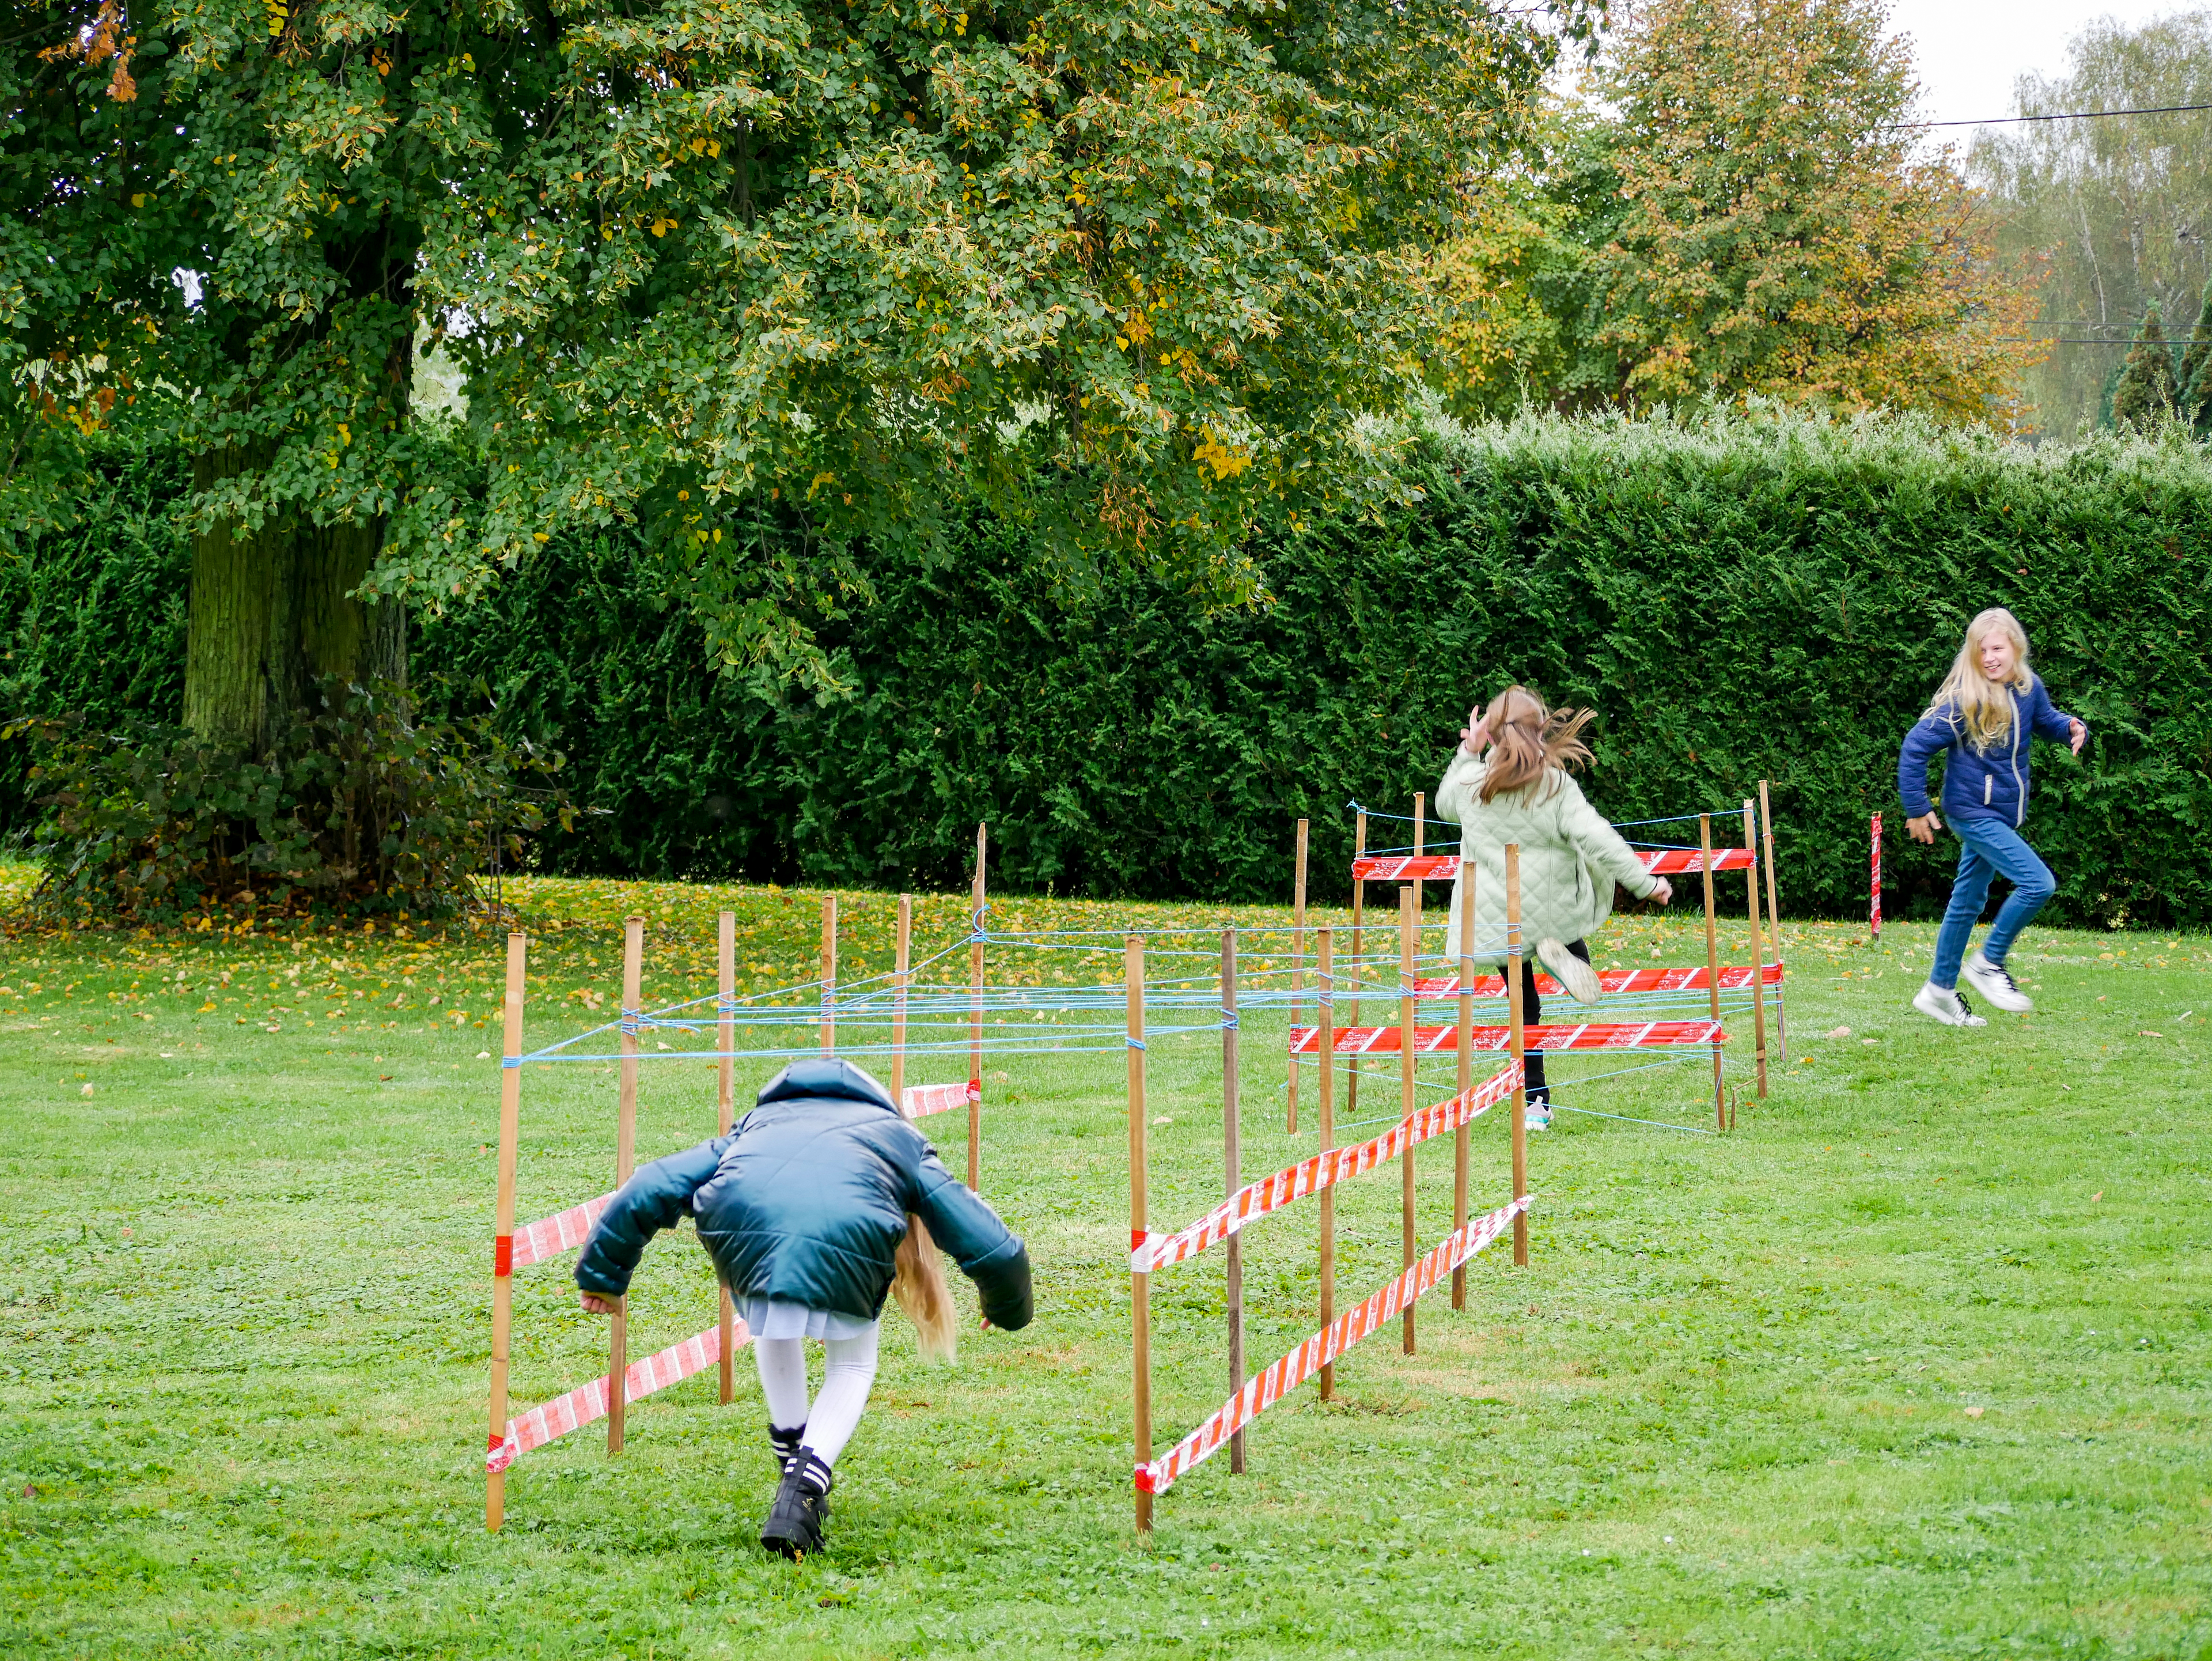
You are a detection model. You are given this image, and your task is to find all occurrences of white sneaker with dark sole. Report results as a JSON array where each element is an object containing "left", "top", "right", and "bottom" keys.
[
  {"left": 1961, "top": 951, "right": 2032, "bottom": 1012},
  {"left": 1537, "top": 938, "right": 1601, "bottom": 1005},
  {"left": 1912, "top": 982, "right": 1987, "bottom": 1027}
]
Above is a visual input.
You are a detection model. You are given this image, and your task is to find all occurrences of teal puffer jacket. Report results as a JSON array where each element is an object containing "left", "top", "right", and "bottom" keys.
[{"left": 574, "top": 1057, "right": 1032, "bottom": 1330}]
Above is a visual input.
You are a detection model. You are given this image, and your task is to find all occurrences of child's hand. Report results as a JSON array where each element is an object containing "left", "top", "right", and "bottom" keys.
[
  {"left": 1459, "top": 708, "right": 1490, "bottom": 756},
  {"left": 2069, "top": 718, "right": 2087, "bottom": 755},
  {"left": 1907, "top": 812, "right": 1941, "bottom": 845},
  {"left": 578, "top": 1291, "right": 620, "bottom": 1316},
  {"left": 1649, "top": 877, "right": 1673, "bottom": 906}
]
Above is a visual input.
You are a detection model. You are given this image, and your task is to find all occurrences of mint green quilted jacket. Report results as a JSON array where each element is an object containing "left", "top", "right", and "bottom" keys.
[{"left": 1434, "top": 752, "right": 1658, "bottom": 966}]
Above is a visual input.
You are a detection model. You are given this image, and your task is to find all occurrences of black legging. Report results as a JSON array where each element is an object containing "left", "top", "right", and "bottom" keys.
[{"left": 1517, "top": 938, "right": 1589, "bottom": 1106}]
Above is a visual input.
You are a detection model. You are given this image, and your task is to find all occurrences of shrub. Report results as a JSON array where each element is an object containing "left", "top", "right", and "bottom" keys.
[{"left": 10, "top": 679, "right": 565, "bottom": 924}]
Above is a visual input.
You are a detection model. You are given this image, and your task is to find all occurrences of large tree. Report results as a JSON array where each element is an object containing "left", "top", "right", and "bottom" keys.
[
  {"left": 1571, "top": 0, "right": 2039, "bottom": 419},
  {"left": 5, "top": 0, "right": 1596, "bottom": 754},
  {"left": 1972, "top": 11, "right": 2212, "bottom": 441}
]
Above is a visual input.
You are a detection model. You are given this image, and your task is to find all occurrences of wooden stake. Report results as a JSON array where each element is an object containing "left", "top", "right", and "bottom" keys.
[
  {"left": 717, "top": 909, "right": 736, "bottom": 1406},
  {"left": 484, "top": 930, "right": 526, "bottom": 1532},
  {"left": 1288, "top": 819, "right": 1308, "bottom": 1134},
  {"left": 1399, "top": 884, "right": 1416, "bottom": 1354},
  {"left": 1699, "top": 815, "right": 1725, "bottom": 1130},
  {"left": 1127, "top": 934, "right": 1152, "bottom": 1533},
  {"left": 1450, "top": 857, "right": 1474, "bottom": 1312},
  {"left": 1347, "top": 809, "right": 1365, "bottom": 1123},
  {"left": 1316, "top": 926, "right": 1337, "bottom": 1401},
  {"left": 1411, "top": 789, "right": 1426, "bottom": 926},
  {"left": 1759, "top": 780, "right": 1787, "bottom": 1065},
  {"left": 1742, "top": 800, "right": 1770, "bottom": 1102},
  {"left": 1222, "top": 929, "right": 1245, "bottom": 1475},
  {"left": 969, "top": 822, "right": 987, "bottom": 1191},
  {"left": 610, "top": 914, "right": 643, "bottom": 1454},
  {"left": 891, "top": 895, "right": 913, "bottom": 1107},
  {"left": 820, "top": 894, "right": 838, "bottom": 1055},
  {"left": 1505, "top": 847, "right": 1529, "bottom": 1269}
]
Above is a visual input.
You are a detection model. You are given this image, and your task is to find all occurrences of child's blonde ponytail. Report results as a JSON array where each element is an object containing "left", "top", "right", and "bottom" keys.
[
  {"left": 892, "top": 1213, "right": 959, "bottom": 1363},
  {"left": 1477, "top": 685, "right": 1597, "bottom": 803}
]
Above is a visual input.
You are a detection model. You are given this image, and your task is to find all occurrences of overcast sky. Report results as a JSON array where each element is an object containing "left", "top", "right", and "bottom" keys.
[{"left": 1887, "top": 0, "right": 2196, "bottom": 132}]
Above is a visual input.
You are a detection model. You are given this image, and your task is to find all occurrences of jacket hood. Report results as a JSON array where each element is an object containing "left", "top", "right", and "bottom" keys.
[{"left": 755, "top": 1057, "right": 899, "bottom": 1114}]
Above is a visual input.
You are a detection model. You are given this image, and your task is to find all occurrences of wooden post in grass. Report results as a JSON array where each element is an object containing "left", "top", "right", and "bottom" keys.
[
  {"left": 1411, "top": 790, "right": 1426, "bottom": 933},
  {"left": 1221, "top": 929, "right": 1245, "bottom": 1474},
  {"left": 1127, "top": 934, "right": 1152, "bottom": 1533},
  {"left": 1698, "top": 815, "right": 1726, "bottom": 1131},
  {"left": 1399, "top": 884, "right": 1417, "bottom": 1354},
  {"left": 970, "top": 823, "right": 987, "bottom": 1190},
  {"left": 1451, "top": 857, "right": 1475, "bottom": 1312},
  {"left": 1505, "top": 849, "right": 1529, "bottom": 1269},
  {"left": 484, "top": 930, "right": 526, "bottom": 1531},
  {"left": 717, "top": 910, "right": 736, "bottom": 1405},
  {"left": 891, "top": 896, "right": 913, "bottom": 1109},
  {"left": 820, "top": 894, "right": 838, "bottom": 1056},
  {"left": 1288, "top": 819, "right": 1308, "bottom": 1134},
  {"left": 610, "top": 914, "right": 643, "bottom": 1454},
  {"left": 1316, "top": 926, "right": 1337, "bottom": 1402},
  {"left": 1741, "top": 800, "right": 1770, "bottom": 1103},
  {"left": 1347, "top": 809, "right": 1365, "bottom": 1124},
  {"left": 1759, "top": 781, "right": 1787, "bottom": 1065}
]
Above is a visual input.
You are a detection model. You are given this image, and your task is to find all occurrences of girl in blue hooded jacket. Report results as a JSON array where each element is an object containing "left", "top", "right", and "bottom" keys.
[
  {"left": 1896, "top": 607, "right": 2086, "bottom": 1027},
  {"left": 574, "top": 1056, "right": 1032, "bottom": 1559}
]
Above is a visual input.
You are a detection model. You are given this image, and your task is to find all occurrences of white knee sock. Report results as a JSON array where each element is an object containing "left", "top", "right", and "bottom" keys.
[
  {"left": 753, "top": 1337, "right": 810, "bottom": 1431},
  {"left": 800, "top": 1327, "right": 880, "bottom": 1469}
]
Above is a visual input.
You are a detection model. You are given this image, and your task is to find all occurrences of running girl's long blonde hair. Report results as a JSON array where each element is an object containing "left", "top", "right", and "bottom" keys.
[
  {"left": 1925, "top": 607, "right": 2031, "bottom": 752},
  {"left": 892, "top": 1214, "right": 959, "bottom": 1363},
  {"left": 1477, "top": 684, "right": 1597, "bottom": 803}
]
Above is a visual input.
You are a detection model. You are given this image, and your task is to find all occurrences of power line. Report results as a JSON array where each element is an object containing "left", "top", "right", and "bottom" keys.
[{"left": 1892, "top": 101, "right": 2212, "bottom": 131}]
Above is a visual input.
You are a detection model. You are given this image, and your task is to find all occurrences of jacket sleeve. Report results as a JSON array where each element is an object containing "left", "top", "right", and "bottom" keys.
[
  {"left": 574, "top": 1137, "right": 727, "bottom": 1297},
  {"left": 1434, "top": 751, "right": 1483, "bottom": 826},
  {"left": 1556, "top": 778, "right": 1658, "bottom": 899},
  {"left": 1897, "top": 708, "right": 1954, "bottom": 819},
  {"left": 910, "top": 1149, "right": 1033, "bottom": 1331},
  {"left": 2028, "top": 676, "right": 2078, "bottom": 744}
]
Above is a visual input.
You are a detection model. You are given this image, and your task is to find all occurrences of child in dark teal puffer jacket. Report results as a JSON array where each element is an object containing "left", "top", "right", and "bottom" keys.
[{"left": 575, "top": 1056, "right": 1032, "bottom": 1558}]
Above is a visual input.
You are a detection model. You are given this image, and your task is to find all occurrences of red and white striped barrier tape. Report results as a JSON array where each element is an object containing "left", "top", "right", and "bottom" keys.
[
  {"left": 1132, "top": 1061, "right": 1521, "bottom": 1274},
  {"left": 1135, "top": 1195, "right": 1531, "bottom": 1496},
  {"left": 1288, "top": 1020, "right": 1725, "bottom": 1056},
  {"left": 1352, "top": 848, "right": 1752, "bottom": 882},
  {"left": 508, "top": 1191, "right": 617, "bottom": 1270},
  {"left": 1406, "top": 963, "right": 1784, "bottom": 1000},
  {"left": 486, "top": 1320, "right": 746, "bottom": 1473},
  {"left": 902, "top": 1079, "right": 981, "bottom": 1119}
]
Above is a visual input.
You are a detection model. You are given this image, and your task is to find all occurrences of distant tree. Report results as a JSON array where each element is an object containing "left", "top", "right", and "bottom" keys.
[
  {"left": 2111, "top": 306, "right": 2183, "bottom": 430},
  {"left": 1973, "top": 12, "right": 2212, "bottom": 441},
  {"left": 1574, "top": 0, "right": 2039, "bottom": 420},
  {"left": 2179, "top": 281, "right": 2212, "bottom": 434}
]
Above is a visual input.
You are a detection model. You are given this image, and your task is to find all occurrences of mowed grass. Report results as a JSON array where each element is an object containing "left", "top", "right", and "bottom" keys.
[{"left": 3, "top": 861, "right": 2211, "bottom": 1659}]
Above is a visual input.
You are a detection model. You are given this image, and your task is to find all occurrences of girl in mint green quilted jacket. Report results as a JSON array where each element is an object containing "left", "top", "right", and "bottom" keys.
[{"left": 1437, "top": 685, "right": 1673, "bottom": 1124}]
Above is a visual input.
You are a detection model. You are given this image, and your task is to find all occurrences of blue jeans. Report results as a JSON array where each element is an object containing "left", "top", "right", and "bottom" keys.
[{"left": 1932, "top": 819, "right": 2056, "bottom": 989}]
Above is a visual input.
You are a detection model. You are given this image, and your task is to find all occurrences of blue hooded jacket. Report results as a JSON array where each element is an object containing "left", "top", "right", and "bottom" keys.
[
  {"left": 1897, "top": 672, "right": 2078, "bottom": 828},
  {"left": 574, "top": 1057, "right": 1032, "bottom": 1330}
]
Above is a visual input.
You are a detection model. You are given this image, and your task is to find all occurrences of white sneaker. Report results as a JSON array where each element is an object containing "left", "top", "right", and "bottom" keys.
[
  {"left": 1912, "top": 982, "right": 1987, "bottom": 1027},
  {"left": 1961, "top": 951, "right": 2032, "bottom": 1013},
  {"left": 1537, "top": 939, "right": 1601, "bottom": 1005},
  {"left": 1524, "top": 1100, "right": 1552, "bottom": 1130}
]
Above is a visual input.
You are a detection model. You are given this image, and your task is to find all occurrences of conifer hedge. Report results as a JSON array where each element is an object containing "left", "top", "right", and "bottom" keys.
[{"left": 7, "top": 413, "right": 2209, "bottom": 926}]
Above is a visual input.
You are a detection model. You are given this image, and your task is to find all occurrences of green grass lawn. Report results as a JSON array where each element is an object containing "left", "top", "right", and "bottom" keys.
[{"left": 4, "top": 862, "right": 2210, "bottom": 1659}]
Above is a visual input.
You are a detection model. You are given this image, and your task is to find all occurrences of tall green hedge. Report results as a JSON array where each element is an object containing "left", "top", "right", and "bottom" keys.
[{"left": 9, "top": 412, "right": 2210, "bottom": 925}]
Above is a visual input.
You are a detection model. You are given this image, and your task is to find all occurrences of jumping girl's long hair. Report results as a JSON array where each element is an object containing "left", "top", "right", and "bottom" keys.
[
  {"left": 1476, "top": 685, "right": 1598, "bottom": 803},
  {"left": 1925, "top": 607, "right": 2031, "bottom": 752},
  {"left": 892, "top": 1214, "right": 959, "bottom": 1363}
]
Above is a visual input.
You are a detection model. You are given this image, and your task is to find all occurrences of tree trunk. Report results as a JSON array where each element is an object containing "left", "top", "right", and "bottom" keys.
[{"left": 183, "top": 448, "right": 406, "bottom": 755}]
